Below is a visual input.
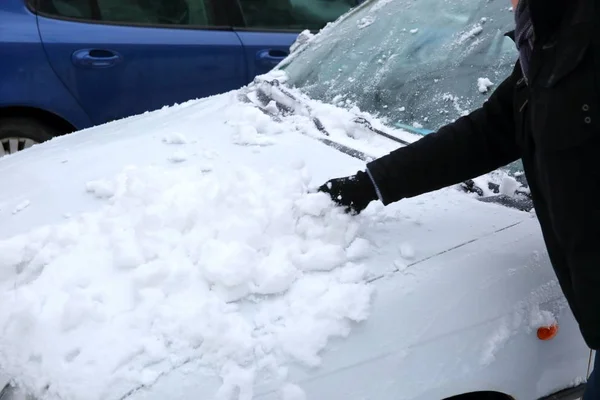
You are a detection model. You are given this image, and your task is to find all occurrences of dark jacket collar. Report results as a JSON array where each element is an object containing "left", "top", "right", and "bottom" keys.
[
  {"left": 529, "top": 0, "right": 573, "bottom": 42},
  {"left": 504, "top": 30, "right": 516, "bottom": 42}
]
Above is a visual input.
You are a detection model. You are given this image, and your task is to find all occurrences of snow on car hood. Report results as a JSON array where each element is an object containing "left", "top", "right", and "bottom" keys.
[{"left": 0, "top": 86, "right": 530, "bottom": 400}]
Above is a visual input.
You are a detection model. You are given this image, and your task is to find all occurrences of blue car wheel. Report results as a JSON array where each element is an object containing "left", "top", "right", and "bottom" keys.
[{"left": 0, "top": 118, "right": 56, "bottom": 158}]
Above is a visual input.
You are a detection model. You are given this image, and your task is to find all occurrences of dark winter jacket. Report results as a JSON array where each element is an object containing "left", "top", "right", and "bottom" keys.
[{"left": 366, "top": 0, "right": 600, "bottom": 349}]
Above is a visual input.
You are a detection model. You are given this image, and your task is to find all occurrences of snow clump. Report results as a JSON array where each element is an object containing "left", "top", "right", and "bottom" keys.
[
  {"left": 477, "top": 78, "right": 494, "bottom": 94},
  {"left": 0, "top": 162, "right": 374, "bottom": 400}
]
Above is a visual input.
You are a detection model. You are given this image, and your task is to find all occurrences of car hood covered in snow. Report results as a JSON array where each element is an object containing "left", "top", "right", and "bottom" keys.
[{"left": 0, "top": 82, "right": 588, "bottom": 400}]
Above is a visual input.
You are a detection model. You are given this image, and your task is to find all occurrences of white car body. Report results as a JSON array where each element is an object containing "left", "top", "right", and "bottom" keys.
[{"left": 0, "top": 77, "right": 592, "bottom": 400}]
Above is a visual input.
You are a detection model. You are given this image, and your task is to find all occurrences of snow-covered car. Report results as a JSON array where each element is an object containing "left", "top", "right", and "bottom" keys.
[{"left": 0, "top": 0, "right": 593, "bottom": 399}]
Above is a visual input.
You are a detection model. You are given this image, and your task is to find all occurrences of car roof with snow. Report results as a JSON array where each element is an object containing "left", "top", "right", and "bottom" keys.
[{"left": 0, "top": 0, "right": 591, "bottom": 399}]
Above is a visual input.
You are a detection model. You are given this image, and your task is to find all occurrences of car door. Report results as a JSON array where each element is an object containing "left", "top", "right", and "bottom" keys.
[
  {"left": 34, "top": 0, "right": 246, "bottom": 126},
  {"left": 227, "top": 0, "right": 361, "bottom": 81}
]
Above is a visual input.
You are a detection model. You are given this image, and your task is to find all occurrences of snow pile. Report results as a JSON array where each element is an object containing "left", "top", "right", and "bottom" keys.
[
  {"left": 477, "top": 78, "right": 494, "bottom": 94},
  {"left": 0, "top": 163, "right": 373, "bottom": 400}
]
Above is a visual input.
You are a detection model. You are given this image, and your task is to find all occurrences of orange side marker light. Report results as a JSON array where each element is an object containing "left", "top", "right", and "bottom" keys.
[{"left": 537, "top": 324, "right": 559, "bottom": 341}]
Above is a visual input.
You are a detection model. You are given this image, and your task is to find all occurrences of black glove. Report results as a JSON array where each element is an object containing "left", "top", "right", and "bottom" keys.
[{"left": 317, "top": 170, "right": 379, "bottom": 215}]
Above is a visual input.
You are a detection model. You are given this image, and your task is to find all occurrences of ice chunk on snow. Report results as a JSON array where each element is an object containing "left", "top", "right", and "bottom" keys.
[
  {"left": 12, "top": 200, "right": 30, "bottom": 214},
  {"left": 499, "top": 175, "right": 519, "bottom": 196},
  {"left": 162, "top": 132, "right": 187, "bottom": 145},
  {"left": 400, "top": 243, "right": 415, "bottom": 260},
  {"left": 477, "top": 77, "right": 494, "bottom": 93},
  {"left": 168, "top": 151, "right": 188, "bottom": 163},
  {"left": 85, "top": 179, "right": 115, "bottom": 199},
  {"left": 233, "top": 125, "right": 276, "bottom": 147},
  {"left": 0, "top": 163, "right": 373, "bottom": 400},
  {"left": 394, "top": 259, "right": 408, "bottom": 273},
  {"left": 357, "top": 16, "right": 376, "bottom": 29},
  {"left": 228, "top": 104, "right": 283, "bottom": 137}
]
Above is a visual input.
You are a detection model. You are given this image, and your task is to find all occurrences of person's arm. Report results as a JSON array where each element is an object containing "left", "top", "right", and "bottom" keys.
[{"left": 366, "top": 65, "right": 521, "bottom": 205}]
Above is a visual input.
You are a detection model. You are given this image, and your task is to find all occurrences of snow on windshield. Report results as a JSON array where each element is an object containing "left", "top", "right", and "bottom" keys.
[
  {"left": 0, "top": 160, "right": 374, "bottom": 399},
  {"left": 280, "top": 0, "right": 517, "bottom": 132}
]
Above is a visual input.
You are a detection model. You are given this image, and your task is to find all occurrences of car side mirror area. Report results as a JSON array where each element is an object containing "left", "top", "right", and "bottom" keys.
[{"left": 459, "top": 173, "right": 533, "bottom": 212}]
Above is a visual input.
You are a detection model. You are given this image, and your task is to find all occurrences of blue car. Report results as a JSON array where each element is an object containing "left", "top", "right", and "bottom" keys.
[{"left": 0, "top": 0, "right": 360, "bottom": 156}]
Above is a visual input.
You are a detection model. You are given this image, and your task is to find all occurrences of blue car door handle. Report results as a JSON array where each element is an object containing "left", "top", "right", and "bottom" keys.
[
  {"left": 72, "top": 49, "right": 123, "bottom": 68},
  {"left": 256, "top": 49, "right": 288, "bottom": 66}
]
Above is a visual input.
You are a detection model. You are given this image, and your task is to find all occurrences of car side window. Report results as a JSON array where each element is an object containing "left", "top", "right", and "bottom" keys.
[
  {"left": 235, "top": 0, "right": 358, "bottom": 31},
  {"left": 37, "top": 0, "right": 217, "bottom": 27},
  {"left": 37, "top": 0, "right": 95, "bottom": 19}
]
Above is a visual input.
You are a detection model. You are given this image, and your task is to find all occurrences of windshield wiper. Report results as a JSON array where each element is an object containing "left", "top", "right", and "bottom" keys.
[
  {"left": 248, "top": 79, "right": 411, "bottom": 145},
  {"left": 353, "top": 117, "right": 410, "bottom": 145},
  {"left": 239, "top": 80, "right": 373, "bottom": 161},
  {"left": 254, "top": 79, "right": 330, "bottom": 134}
]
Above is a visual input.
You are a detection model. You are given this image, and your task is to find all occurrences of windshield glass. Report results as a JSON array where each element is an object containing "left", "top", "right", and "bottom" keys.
[{"left": 279, "top": 0, "right": 517, "bottom": 133}]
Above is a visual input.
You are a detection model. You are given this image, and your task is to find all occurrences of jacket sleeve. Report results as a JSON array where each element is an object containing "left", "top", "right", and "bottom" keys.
[{"left": 366, "top": 65, "right": 522, "bottom": 205}]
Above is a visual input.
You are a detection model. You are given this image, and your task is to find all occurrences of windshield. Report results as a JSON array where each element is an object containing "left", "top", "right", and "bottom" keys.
[{"left": 279, "top": 0, "right": 518, "bottom": 133}]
